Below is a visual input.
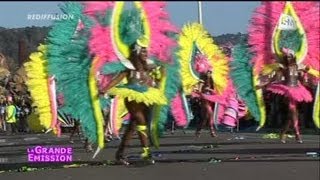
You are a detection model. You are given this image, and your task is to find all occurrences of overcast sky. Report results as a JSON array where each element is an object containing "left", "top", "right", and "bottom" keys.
[{"left": 0, "top": 1, "right": 260, "bottom": 36}]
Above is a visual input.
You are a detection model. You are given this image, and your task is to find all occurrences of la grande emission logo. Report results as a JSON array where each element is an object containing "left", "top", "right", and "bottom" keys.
[{"left": 27, "top": 146, "right": 73, "bottom": 163}]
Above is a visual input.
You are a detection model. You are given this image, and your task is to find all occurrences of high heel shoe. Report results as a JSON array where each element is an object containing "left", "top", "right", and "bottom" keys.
[
  {"left": 280, "top": 133, "right": 286, "bottom": 144},
  {"left": 195, "top": 131, "right": 201, "bottom": 138},
  {"left": 210, "top": 131, "right": 217, "bottom": 137},
  {"left": 115, "top": 152, "right": 130, "bottom": 166},
  {"left": 141, "top": 147, "right": 155, "bottom": 165},
  {"left": 295, "top": 134, "right": 303, "bottom": 144}
]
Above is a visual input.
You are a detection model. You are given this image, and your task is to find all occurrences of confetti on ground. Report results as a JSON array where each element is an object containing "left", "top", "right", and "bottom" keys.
[
  {"left": 18, "top": 166, "right": 43, "bottom": 172},
  {"left": 262, "top": 133, "right": 279, "bottom": 139},
  {"left": 63, "top": 163, "right": 88, "bottom": 168},
  {"left": 208, "top": 158, "right": 222, "bottom": 163},
  {"left": 227, "top": 136, "right": 245, "bottom": 141},
  {"left": 202, "top": 145, "right": 219, "bottom": 149},
  {"left": 262, "top": 133, "right": 295, "bottom": 139}
]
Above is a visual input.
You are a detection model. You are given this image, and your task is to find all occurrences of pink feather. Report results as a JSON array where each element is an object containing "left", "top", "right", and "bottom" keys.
[
  {"left": 141, "top": 2, "right": 179, "bottom": 63},
  {"left": 195, "top": 54, "right": 212, "bottom": 73},
  {"left": 111, "top": 97, "right": 118, "bottom": 136},
  {"left": 238, "top": 100, "right": 247, "bottom": 118},
  {"left": 170, "top": 94, "right": 188, "bottom": 127},
  {"left": 292, "top": 2, "right": 320, "bottom": 71},
  {"left": 267, "top": 83, "right": 313, "bottom": 103},
  {"left": 85, "top": 2, "right": 178, "bottom": 70},
  {"left": 82, "top": 2, "right": 115, "bottom": 17},
  {"left": 191, "top": 92, "right": 227, "bottom": 105},
  {"left": 89, "top": 25, "right": 118, "bottom": 72},
  {"left": 248, "top": 2, "right": 320, "bottom": 74},
  {"left": 48, "top": 76, "right": 60, "bottom": 136}
]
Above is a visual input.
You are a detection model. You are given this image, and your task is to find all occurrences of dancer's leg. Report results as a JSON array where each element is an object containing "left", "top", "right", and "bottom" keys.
[
  {"left": 280, "top": 101, "right": 294, "bottom": 143},
  {"left": 195, "top": 101, "right": 208, "bottom": 137},
  {"left": 289, "top": 100, "right": 302, "bottom": 143},
  {"left": 126, "top": 101, "right": 153, "bottom": 162},
  {"left": 206, "top": 103, "right": 217, "bottom": 137}
]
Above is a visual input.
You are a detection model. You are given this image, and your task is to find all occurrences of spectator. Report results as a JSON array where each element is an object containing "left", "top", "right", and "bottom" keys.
[
  {"left": 0, "top": 96, "right": 6, "bottom": 132},
  {"left": 5, "top": 97, "right": 17, "bottom": 135}
]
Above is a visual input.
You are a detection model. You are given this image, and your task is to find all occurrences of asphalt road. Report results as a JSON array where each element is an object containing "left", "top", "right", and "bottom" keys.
[{"left": 0, "top": 130, "right": 319, "bottom": 180}]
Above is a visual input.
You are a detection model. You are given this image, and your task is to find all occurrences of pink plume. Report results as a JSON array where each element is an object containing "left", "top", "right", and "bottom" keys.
[
  {"left": 195, "top": 54, "right": 212, "bottom": 73},
  {"left": 267, "top": 83, "right": 313, "bottom": 102},
  {"left": 248, "top": 2, "right": 320, "bottom": 73},
  {"left": 292, "top": 2, "right": 320, "bottom": 71},
  {"left": 89, "top": 25, "right": 117, "bottom": 72},
  {"left": 82, "top": 2, "right": 115, "bottom": 17},
  {"left": 170, "top": 94, "right": 188, "bottom": 127},
  {"left": 142, "top": 2, "right": 179, "bottom": 63}
]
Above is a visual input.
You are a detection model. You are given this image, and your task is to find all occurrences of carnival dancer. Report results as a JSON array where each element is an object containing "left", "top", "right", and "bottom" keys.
[
  {"left": 239, "top": 1, "right": 320, "bottom": 141},
  {"left": 100, "top": 38, "right": 167, "bottom": 165},
  {"left": 176, "top": 23, "right": 230, "bottom": 138},
  {"left": 193, "top": 70, "right": 217, "bottom": 137},
  {"left": 256, "top": 49, "right": 312, "bottom": 143},
  {"left": 81, "top": 1, "right": 178, "bottom": 161}
]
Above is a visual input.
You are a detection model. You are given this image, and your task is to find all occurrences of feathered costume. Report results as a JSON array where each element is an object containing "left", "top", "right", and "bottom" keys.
[
  {"left": 82, "top": 1, "right": 178, "bottom": 149},
  {"left": 24, "top": 44, "right": 59, "bottom": 134},
  {"left": 155, "top": 32, "right": 192, "bottom": 141},
  {"left": 217, "top": 78, "right": 248, "bottom": 128},
  {"left": 176, "top": 23, "right": 229, "bottom": 128},
  {"left": 45, "top": 2, "right": 105, "bottom": 151},
  {"left": 232, "top": 2, "right": 319, "bottom": 129},
  {"left": 230, "top": 41, "right": 266, "bottom": 129},
  {"left": 25, "top": 44, "right": 83, "bottom": 135}
]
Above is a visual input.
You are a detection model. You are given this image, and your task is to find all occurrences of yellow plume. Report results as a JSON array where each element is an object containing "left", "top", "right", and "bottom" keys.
[
  {"left": 24, "top": 44, "right": 53, "bottom": 130},
  {"left": 177, "top": 23, "right": 229, "bottom": 95}
]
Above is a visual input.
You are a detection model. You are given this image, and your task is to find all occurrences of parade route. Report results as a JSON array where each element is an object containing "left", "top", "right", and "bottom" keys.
[{"left": 0, "top": 130, "right": 319, "bottom": 180}]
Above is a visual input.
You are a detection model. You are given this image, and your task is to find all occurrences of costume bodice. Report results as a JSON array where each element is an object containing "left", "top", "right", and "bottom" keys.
[
  {"left": 284, "top": 64, "right": 299, "bottom": 87},
  {"left": 127, "top": 70, "right": 153, "bottom": 87}
]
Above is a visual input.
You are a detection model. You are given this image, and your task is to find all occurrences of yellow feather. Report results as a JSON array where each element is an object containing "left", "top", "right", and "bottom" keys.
[
  {"left": 307, "top": 68, "right": 320, "bottom": 78},
  {"left": 262, "top": 63, "right": 282, "bottom": 76},
  {"left": 313, "top": 82, "right": 320, "bottom": 128},
  {"left": 253, "top": 74, "right": 266, "bottom": 129},
  {"left": 90, "top": 57, "right": 105, "bottom": 148},
  {"left": 177, "top": 23, "right": 229, "bottom": 95},
  {"left": 108, "top": 87, "right": 167, "bottom": 106},
  {"left": 24, "top": 44, "right": 53, "bottom": 130}
]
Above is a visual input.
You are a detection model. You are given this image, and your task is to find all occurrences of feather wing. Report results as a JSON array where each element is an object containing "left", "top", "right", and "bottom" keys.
[
  {"left": 46, "top": 2, "right": 104, "bottom": 148},
  {"left": 24, "top": 44, "right": 53, "bottom": 131},
  {"left": 231, "top": 42, "right": 266, "bottom": 128},
  {"left": 248, "top": 2, "right": 319, "bottom": 75}
]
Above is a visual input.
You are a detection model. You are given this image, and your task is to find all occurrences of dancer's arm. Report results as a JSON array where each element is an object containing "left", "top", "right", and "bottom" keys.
[
  {"left": 204, "top": 87, "right": 215, "bottom": 93},
  {"left": 197, "top": 82, "right": 204, "bottom": 92},
  {"left": 297, "top": 66, "right": 312, "bottom": 86},
  {"left": 255, "top": 70, "right": 281, "bottom": 89},
  {"left": 101, "top": 71, "right": 128, "bottom": 93}
]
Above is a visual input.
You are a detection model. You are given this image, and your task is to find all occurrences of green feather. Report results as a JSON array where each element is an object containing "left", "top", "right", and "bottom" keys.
[
  {"left": 278, "top": 29, "right": 303, "bottom": 52},
  {"left": 119, "top": 8, "right": 144, "bottom": 46},
  {"left": 155, "top": 46, "right": 183, "bottom": 137},
  {"left": 231, "top": 41, "right": 260, "bottom": 122},
  {"left": 101, "top": 62, "right": 127, "bottom": 75},
  {"left": 99, "top": 96, "right": 111, "bottom": 110},
  {"left": 46, "top": 2, "right": 99, "bottom": 143}
]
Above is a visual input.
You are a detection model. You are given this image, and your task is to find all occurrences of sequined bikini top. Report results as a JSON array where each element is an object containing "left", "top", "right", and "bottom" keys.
[{"left": 128, "top": 70, "right": 150, "bottom": 87}]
